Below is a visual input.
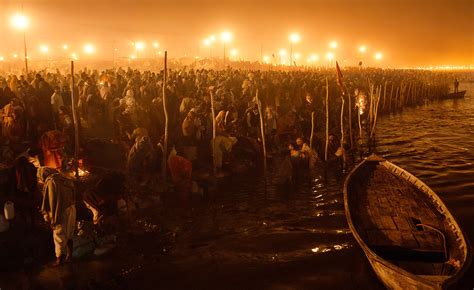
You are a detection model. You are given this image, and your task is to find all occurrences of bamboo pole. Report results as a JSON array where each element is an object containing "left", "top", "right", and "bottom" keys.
[
  {"left": 210, "top": 90, "right": 217, "bottom": 176},
  {"left": 382, "top": 81, "right": 387, "bottom": 111},
  {"left": 393, "top": 86, "right": 399, "bottom": 112},
  {"left": 340, "top": 93, "right": 345, "bottom": 168},
  {"left": 70, "top": 61, "right": 80, "bottom": 178},
  {"left": 310, "top": 111, "right": 315, "bottom": 149},
  {"left": 324, "top": 77, "right": 329, "bottom": 161},
  {"left": 368, "top": 83, "right": 374, "bottom": 132},
  {"left": 162, "top": 51, "right": 168, "bottom": 183},
  {"left": 346, "top": 87, "right": 353, "bottom": 150},
  {"left": 370, "top": 85, "right": 381, "bottom": 138},
  {"left": 255, "top": 89, "right": 267, "bottom": 172},
  {"left": 388, "top": 82, "right": 394, "bottom": 113},
  {"left": 357, "top": 104, "right": 362, "bottom": 140}
]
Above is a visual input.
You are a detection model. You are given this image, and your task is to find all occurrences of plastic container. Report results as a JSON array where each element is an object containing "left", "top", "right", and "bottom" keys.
[
  {"left": 4, "top": 201, "right": 15, "bottom": 220},
  {"left": 0, "top": 215, "right": 9, "bottom": 232}
]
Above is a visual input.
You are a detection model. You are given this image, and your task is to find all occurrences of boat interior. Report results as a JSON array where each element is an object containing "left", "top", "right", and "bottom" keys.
[{"left": 348, "top": 160, "right": 464, "bottom": 277}]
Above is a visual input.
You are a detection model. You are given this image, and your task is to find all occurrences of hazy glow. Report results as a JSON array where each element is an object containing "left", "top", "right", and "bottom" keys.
[
  {"left": 13, "top": 54, "right": 18, "bottom": 58},
  {"left": 279, "top": 49, "right": 287, "bottom": 56},
  {"left": 83, "top": 44, "right": 95, "bottom": 54},
  {"left": 310, "top": 54, "right": 319, "bottom": 61},
  {"left": 359, "top": 45, "right": 367, "bottom": 53},
  {"left": 153, "top": 42, "right": 159, "bottom": 48},
  {"left": 294, "top": 52, "right": 301, "bottom": 60},
  {"left": 326, "top": 52, "right": 335, "bottom": 60},
  {"left": 221, "top": 31, "right": 233, "bottom": 43},
  {"left": 10, "top": 14, "right": 29, "bottom": 30},
  {"left": 330, "top": 41, "right": 338, "bottom": 49},
  {"left": 289, "top": 33, "right": 300, "bottom": 43},
  {"left": 63, "top": 44, "right": 69, "bottom": 50},
  {"left": 263, "top": 55, "right": 270, "bottom": 63},
  {"left": 135, "top": 41, "right": 145, "bottom": 51},
  {"left": 40, "top": 45, "right": 49, "bottom": 53},
  {"left": 230, "top": 48, "right": 238, "bottom": 56},
  {"left": 130, "top": 54, "right": 137, "bottom": 60},
  {"left": 0, "top": 56, "right": 4, "bottom": 62},
  {"left": 71, "top": 53, "right": 78, "bottom": 60},
  {"left": 375, "top": 52, "right": 383, "bottom": 60},
  {"left": 203, "top": 38, "right": 211, "bottom": 46}
]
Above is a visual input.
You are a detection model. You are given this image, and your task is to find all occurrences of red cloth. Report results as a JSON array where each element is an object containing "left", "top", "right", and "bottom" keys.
[
  {"left": 40, "top": 130, "right": 67, "bottom": 169},
  {"left": 167, "top": 155, "right": 192, "bottom": 194}
]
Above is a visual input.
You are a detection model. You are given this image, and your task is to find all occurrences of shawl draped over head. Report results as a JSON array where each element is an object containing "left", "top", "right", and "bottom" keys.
[{"left": 38, "top": 167, "right": 75, "bottom": 225}]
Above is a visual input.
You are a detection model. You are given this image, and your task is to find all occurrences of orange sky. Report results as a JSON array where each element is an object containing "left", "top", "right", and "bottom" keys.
[{"left": 1, "top": 0, "right": 473, "bottom": 67}]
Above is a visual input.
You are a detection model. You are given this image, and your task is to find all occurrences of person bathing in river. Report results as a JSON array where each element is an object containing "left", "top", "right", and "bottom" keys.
[{"left": 296, "top": 137, "right": 319, "bottom": 169}]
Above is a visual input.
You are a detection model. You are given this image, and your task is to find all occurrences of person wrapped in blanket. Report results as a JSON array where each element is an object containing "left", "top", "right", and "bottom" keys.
[
  {"left": 38, "top": 167, "right": 76, "bottom": 266},
  {"left": 83, "top": 172, "right": 126, "bottom": 228}
]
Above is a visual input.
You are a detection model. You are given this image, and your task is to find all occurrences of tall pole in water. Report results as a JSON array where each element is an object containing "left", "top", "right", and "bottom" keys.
[
  {"left": 162, "top": 51, "right": 168, "bottom": 183},
  {"left": 70, "top": 61, "right": 80, "bottom": 177},
  {"left": 223, "top": 43, "right": 226, "bottom": 68},
  {"left": 23, "top": 31, "right": 28, "bottom": 73}
]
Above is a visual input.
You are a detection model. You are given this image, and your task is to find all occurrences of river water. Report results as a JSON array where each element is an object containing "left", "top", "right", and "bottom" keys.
[
  {"left": 6, "top": 83, "right": 473, "bottom": 289},
  {"left": 119, "top": 82, "right": 473, "bottom": 289}
]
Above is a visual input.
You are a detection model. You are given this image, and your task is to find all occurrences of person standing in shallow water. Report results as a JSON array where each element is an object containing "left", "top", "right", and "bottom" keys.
[{"left": 454, "top": 78, "right": 459, "bottom": 93}]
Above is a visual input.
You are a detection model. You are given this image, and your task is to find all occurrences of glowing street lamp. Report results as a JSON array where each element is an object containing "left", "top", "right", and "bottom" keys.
[
  {"left": 289, "top": 33, "right": 300, "bottom": 65},
  {"left": 135, "top": 41, "right": 145, "bottom": 51},
  {"left": 289, "top": 33, "right": 300, "bottom": 44},
  {"left": 221, "top": 31, "right": 233, "bottom": 43},
  {"left": 330, "top": 41, "right": 338, "bottom": 49},
  {"left": 130, "top": 55, "right": 137, "bottom": 60},
  {"left": 13, "top": 53, "right": 19, "bottom": 59},
  {"left": 294, "top": 52, "right": 301, "bottom": 65},
  {"left": 0, "top": 56, "right": 4, "bottom": 62},
  {"left": 375, "top": 52, "right": 383, "bottom": 60},
  {"left": 153, "top": 42, "right": 159, "bottom": 48},
  {"left": 230, "top": 48, "right": 238, "bottom": 60},
  {"left": 279, "top": 49, "right": 287, "bottom": 65},
  {"left": 71, "top": 53, "right": 78, "bottom": 60},
  {"left": 310, "top": 54, "right": 319, "bottom": 61},
  {"left": 83, "top": 43, "right": 95, "bottom": 54},
  {"left": 10, "top": 13, "right": 30, "bottom": 73},
  {"left": 203, "top": 38, "right": 212, "bottom": 58},
  {"left": 326, "top": 52, "right": 335, "bottom": 66},
  {"left": 263, "top": 55, "right": 270, "bottom": 64},
  {"left": 40, "top": 45, "right": 49, "bottom": 53},
  {"left": 221, "top": 31, "right": 233, "bottom": 67},
  {"left": 359, "top": 45, "right": 367, "bottom": 53}
]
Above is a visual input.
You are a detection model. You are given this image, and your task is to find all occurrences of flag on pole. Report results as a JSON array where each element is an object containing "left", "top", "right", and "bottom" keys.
[{"left": 336, "top": 61, "right": 345, "bottom": 95}]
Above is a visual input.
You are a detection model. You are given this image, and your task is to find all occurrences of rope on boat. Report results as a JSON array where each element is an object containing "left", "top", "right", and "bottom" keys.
[{"left": 416, "top": 223, "right": 448, "bottom": 261}]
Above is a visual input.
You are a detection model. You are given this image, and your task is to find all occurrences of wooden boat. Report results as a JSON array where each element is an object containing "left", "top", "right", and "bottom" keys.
[
  {"left": 440, "top": 91, "right": 466, "bottom": 100},
  {"left": 344, "top": 155, "right": 471, "bottom": 289}
]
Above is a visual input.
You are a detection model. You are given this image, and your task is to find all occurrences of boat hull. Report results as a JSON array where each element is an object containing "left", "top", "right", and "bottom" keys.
[
  {"left": 344, "top": 155, "right": 471, "bottom": 290},
  {"left": 440, "top": 91, "right": 466, "bottom": 100}
]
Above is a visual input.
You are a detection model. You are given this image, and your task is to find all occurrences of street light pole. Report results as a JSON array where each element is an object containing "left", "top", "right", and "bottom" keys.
[
  {"left": 290, "top": 43, "right": 293, "bottom": 66},
  {"left": 23, "top": 31, "right": 28, "bottom": 73},
  {"left": 223, "top": 43, "right": 226, "bottom": 68}
]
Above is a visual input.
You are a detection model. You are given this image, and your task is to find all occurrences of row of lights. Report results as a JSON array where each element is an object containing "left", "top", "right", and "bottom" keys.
[{"left": 6, "top": 14, "right": 382, "bottom": 65}]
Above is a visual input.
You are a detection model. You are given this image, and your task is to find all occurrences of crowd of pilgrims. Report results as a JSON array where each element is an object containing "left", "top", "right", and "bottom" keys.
[{"left": 0, "top": 66, "right": 451, "bottom": 265}]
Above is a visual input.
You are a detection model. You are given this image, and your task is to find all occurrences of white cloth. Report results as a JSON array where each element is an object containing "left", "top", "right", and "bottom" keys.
[
  {"left": 52, "top": 205, "right": 76, "bottom": 257},
  {"left": 51, "top": 92, "right": 64, "bottom": 113},
  {"left": 213, "top": 136, "right": 237, "bottom": 168}
]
